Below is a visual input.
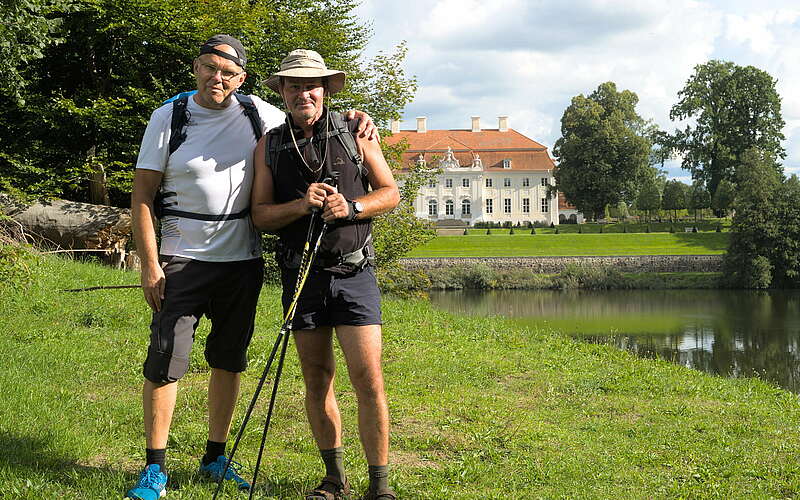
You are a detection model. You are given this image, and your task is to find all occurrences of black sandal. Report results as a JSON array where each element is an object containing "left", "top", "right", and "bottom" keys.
[
  {"left": 305, "top": 475, "right": 351, "bottom": 500},
  {"left": 359, "top": 488, "right": 397, "bottom": 500}
]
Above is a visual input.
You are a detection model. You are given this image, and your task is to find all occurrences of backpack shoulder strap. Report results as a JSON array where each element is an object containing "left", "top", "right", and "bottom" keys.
[
  {"left": 327, "top": 111, "right": 366, "bottom": 178},
  {"left": 168, "top": 96, "right": 190, "bottom": 155},
  {"left": 234, "top": 93, "right": 263, "bottom": 142},
  {"left": 266, "top": 124, "right": 288, "bottom": 176}
]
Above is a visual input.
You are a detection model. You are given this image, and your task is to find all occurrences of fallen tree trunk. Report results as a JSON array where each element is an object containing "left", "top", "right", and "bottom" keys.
[{"left": 0, "top": 193, "right": 133, "bottom": 268}]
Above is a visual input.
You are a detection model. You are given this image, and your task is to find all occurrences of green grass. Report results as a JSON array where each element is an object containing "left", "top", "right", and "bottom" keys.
[
  {"left": 2, "top": 254, "right": 800, "bottom": 498},
  {"left": 408, "top": 232, "right": 729, "bottom": 257}
]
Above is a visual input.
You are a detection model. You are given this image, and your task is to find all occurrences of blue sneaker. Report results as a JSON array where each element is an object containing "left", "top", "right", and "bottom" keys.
[
  {"left": 199, "top": 455, "right": 251, "bottom": 490},
  {"left": 124, "top": 464, "right": 167, "bottom": 499}
]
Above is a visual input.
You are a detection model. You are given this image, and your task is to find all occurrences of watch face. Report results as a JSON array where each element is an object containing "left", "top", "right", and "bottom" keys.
[{"left": 354, "top": 201, "right": 364, "bottom": 213}]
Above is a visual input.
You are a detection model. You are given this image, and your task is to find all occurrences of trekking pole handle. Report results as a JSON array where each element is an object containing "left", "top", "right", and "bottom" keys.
[{"left": 312, "top": 172, "right": 340, "bottom": 214}]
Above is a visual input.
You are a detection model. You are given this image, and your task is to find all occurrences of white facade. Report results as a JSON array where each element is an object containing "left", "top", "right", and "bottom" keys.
[{"left": 413, "top": 148, "right": 559, "bottom": 226}]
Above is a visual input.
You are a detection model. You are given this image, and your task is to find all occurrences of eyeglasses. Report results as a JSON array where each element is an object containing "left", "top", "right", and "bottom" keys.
[{"left": 199, "top": 63, "right": 244, "bottom": 81}]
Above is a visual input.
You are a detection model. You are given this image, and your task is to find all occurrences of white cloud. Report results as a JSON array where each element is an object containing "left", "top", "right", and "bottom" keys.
[{"left": 357, "top": 0, "right": 800, "bottom": 179}]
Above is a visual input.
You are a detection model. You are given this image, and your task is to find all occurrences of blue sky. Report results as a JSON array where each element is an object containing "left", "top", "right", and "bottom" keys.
[{"left": 355, "top": 0, "right": 800, "bottom": 181}]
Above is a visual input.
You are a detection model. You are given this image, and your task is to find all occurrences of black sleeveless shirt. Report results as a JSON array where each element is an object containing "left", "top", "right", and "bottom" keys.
[{"left": 269, "top": 109, "right": 372, "bottom": 262}]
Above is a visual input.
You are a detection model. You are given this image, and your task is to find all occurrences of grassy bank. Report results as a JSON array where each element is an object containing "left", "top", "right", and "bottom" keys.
[
  {"left": 396, "top": 263, "right": 722, "bottom": 291},
  {"left": 408, "top": 233, "right": 729, "bottom": 257},
  {"left": 2, "top": 254, "right": 799, "bottom": 498}
]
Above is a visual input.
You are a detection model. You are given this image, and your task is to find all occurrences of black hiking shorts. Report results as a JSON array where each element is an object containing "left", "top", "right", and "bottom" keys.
[
  {"left": 279, "top": 265, "right": 382, "bottom": 331},
  {"left": 143, "top": 256, "right": 264, "bottom": 383}
]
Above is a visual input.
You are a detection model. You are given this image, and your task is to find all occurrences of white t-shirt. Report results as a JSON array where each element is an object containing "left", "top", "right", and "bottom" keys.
[{"left": 136, "top": 94, "right": 285, "bottom": 262}]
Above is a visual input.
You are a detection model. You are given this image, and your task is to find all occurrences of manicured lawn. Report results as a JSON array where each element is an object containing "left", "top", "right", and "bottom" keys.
[
  {"left": 2, "top": 254, "right": 799, "bottom": 499},
  {"left": 407, "top": 232, "right": 729, "bottom": 257}
]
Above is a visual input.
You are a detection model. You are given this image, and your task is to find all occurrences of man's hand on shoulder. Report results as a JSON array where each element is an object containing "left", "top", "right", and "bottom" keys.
[{"left": 344, "top": 110, "right": 380, "bottom": 142}]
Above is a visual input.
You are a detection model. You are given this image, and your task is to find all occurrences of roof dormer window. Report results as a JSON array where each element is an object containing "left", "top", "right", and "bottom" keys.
[{"left": 502, "top": 159, "right": 511, "bottom": 169}]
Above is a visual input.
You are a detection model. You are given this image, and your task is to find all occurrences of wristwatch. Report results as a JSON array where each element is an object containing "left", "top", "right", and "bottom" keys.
[{"left": 348, "top": 200, "right": 364, "bottom": 220}]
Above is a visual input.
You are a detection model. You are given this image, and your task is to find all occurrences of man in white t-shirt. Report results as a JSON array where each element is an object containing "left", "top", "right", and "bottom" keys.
[{"left": 125, "top": 35, "right": 375, "bottom": 500}]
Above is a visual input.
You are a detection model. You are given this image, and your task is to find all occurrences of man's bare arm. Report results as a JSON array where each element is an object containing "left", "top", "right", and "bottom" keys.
[
  {"left": 131, "top": 169, "right": 165, "bottom": 312},
  {"left": 321, "top": 134, "right": 399, "bottom": 223}
]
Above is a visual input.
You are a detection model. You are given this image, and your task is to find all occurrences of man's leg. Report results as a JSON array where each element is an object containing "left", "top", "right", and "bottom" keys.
[
  {"left": 335, "top": 324, "right": 388, "bottom": 466},
  {"left": 207, "top": 368, "right": 241, "bottom": 442},
  {"left": 143, "top": 379, "right": 178, "bottom": 449},
  {"left": 293, "top": 327, "right": 341, "bottom": 449}
]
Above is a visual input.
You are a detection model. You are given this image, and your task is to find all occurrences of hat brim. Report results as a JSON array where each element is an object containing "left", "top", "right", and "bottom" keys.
[{"left": 266, "top": 68, "right": 346, "bottom": 95}]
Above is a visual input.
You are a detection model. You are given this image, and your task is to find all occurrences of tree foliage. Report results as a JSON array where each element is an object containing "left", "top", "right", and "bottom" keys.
[
  {"left": 670, "top": 60, "right": 785, "bottom": 196},
  {"left": 0, "top": 0, "right": 416, "bottom": 206},
  {"left": 636, "top": 176, "right": 661, "bottom": 221},
  {"left": 723, "top": 148, "right": 800, "bottom": 288},
  {"left": 711, "top": 178, "right": 735, "bottom": 216},
  {"left": 723, "top": 149, "right": 783, "bottom": 288},
  {"left": 687, "top": 180, "right": 710, "bottom": 220},
  {"left": 553, "top": 82, "right": 651, "bottom": 220},
  {"left": 662, "top": 180, "right": 688, "bottom": 219},
  {"left": 0, "top": 0, "right": 74, "bottom": 104}
]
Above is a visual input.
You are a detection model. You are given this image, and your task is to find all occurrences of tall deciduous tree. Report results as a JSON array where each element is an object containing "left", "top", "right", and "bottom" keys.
[
  {"left": 688, "top": 180, "right": 711, "bottom": 221},
  {"left": 723, "top": 149, "right": 782, "bottom": 288},
  {"left": 670, "top": 60, "right": 785, "bottom": 196},
  {"left": 636, "top": 177, "right": 661, "bottom": 222},
  {"left": 553, "top": 82, "right": 651, "bottom": 220},
  {"left": 662, "top": 180, "right": 688, "bottom": 221},
  {"left": 711, "top": 179, "right": 735, "bottom": 217}
]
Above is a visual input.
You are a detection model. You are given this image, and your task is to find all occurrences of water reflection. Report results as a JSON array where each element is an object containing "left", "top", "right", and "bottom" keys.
[{"left": 428, "top": 289, "right": 800, "bottom": 393}]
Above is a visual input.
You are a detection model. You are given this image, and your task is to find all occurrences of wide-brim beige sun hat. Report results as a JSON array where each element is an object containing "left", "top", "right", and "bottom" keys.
[{"left": 266, "top": 49, "right": 346, "bottom": 95}]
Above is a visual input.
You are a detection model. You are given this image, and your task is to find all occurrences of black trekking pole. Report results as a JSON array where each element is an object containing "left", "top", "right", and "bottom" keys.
[{"left": 213, "top": 173, "right": 339, "bottom": 499}]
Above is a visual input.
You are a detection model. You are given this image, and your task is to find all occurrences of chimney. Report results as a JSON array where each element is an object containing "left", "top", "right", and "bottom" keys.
[
  {"left": 471, "top": 116, "right": 481, "bottom": 132},
  {"left": 416, "top": 117, "right": 427, "bottom": 133},
  {"left": 390, "top": 119, "right": 400, "bottom": 134},
  {"left": 498, "top": 116, "right": 508, "bottom": 132}
]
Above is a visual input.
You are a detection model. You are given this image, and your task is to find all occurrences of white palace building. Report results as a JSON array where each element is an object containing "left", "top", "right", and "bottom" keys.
[{"left": 385, "top": 116, "right": 567, "bottom": 226}]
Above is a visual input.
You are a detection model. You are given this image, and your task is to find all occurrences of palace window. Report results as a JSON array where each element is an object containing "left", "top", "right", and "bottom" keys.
[
  {"left": 462, "top": 199, "right": 471, "bottom": 215},
  {"left": 485, "top": 178, "right": 493, "bottom": 187},
  {"left": 485, "top": 199, "right": 493, "bottom": 214},
  {"left": 428, "top": 199, "right": 437, "bottom": 216},
  {"left": 522, "top": 177, "right": 530, "bottom": 187},
  {"left": 445, "top": 199, "right": 454, "bottom": 216},
  {"left": 504, "top": 178, "right": 511, "bottom": 187},
  {"left": 541, "top": 177, "right": 549, "bottom": 186},
  {"left": 504, "top": 198, "right": 512, "bottom": 213},
  {"left": 445, "top": 178, "right": 453, "bottom": 188},
  {"left": 502, "top": 159, "right": 512, "bottom": 169},
  {"left": 522, "top": 198, "right": 530, "bottom": 214},
  {"left": 541, "top": 197, "right": 549, "bottom": 213},
  {"left": 462, "top": 178, "right": 470, "bottom": 188},
  {"left": 428, "top": 179, "right": 437, "bottom": 188}
]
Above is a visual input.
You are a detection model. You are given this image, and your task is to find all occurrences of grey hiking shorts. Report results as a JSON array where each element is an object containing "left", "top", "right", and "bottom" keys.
[{"left": 143, "top": 255, "right": 264, "bottom": 383}]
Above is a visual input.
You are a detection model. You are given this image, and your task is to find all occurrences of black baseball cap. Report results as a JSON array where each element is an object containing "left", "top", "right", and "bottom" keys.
[{"left": 199, "top": 34, "right": 247, "bottom": 68}]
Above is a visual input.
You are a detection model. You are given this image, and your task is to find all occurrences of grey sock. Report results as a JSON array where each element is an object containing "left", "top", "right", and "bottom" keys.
[
  {"left": 320, "top": 447, "right": 345, "bottom": 483},
  {"left": 368, "top": 464, "right": 389, "bottom": 492}
]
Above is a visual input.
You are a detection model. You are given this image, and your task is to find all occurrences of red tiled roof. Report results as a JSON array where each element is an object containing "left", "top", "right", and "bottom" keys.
[{"left": 385, "top": 128, "right": 555, "bottom": 172}]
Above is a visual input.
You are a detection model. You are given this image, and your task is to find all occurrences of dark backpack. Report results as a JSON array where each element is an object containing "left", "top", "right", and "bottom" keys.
[
  {"left": 154, "top": 92, "right": 263, "bottom": 220},
  {"left": 265, "top": 111, "right": 366, "bottom": 183}
]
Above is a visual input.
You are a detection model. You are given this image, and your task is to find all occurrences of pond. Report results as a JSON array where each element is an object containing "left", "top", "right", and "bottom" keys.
[{"left": 428, "top": 289, "right": 800, "bottom": 393}]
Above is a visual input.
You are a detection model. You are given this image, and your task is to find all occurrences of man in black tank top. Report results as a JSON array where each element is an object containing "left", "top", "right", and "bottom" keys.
[{"left": 251, "top": 50, "right": 400, "bottom": 500}]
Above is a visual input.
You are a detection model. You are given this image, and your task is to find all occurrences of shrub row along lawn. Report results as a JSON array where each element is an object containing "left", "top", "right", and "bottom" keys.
[
  {"left": 2, "top": 254, "right": 799, "bottom": 498},
  {"left": 408, "top": 232, "right": 730, "bottom": 257}
]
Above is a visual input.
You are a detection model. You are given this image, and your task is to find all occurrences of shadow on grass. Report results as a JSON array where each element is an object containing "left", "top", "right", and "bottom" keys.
[
  {"left": 673, "top": 231, "right": 730, "bottom": 253},
  {"left": 0, "top": 430, "right": 310, "bottom": 496},
  {"left": 0, "top": 430, "right": 129, "bottom": 490}
]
